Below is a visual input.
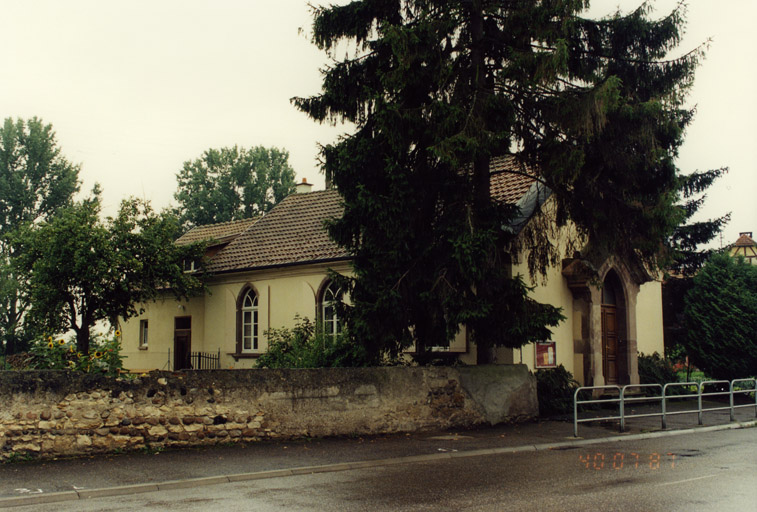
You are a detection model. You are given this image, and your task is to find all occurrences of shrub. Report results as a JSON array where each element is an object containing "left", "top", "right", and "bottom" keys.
[
  {"left": 256, "top": 317, "right": 371, "bottom": 368},
  {"left": 638, "top": 352, "right": 678, "bottom": 387},
  {"left": 535, "top": 364, "right": 579, "bottom": 417}
]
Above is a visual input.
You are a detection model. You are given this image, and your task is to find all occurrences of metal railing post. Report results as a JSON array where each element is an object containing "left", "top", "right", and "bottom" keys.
[
  {"left": 661, "top": 384, "right": 668, "bottom": 429},
  {"left": 574, "top": 388, "right": 580, "bottom": 437},
  {"left": 619, "top": 386, "right": 626, "bottom": 433},
  {"left": 730, "top": 380, "right": 735, "bottom": 422},
  {"left": 697, "top": 381, "right": 703, "bottom": 425}
]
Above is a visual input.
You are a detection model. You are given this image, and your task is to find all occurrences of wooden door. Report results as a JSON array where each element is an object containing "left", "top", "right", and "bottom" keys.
[
  {"left": 174, "top": 316, "right": 191, "bottom": 370},
  {"left": 601, "top": 306, "right": 619, "bottom": 385}
]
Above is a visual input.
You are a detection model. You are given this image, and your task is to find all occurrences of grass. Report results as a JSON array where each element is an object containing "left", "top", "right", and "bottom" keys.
[{"left": 676, "top": 370, "right": 706, "bottom": 383}]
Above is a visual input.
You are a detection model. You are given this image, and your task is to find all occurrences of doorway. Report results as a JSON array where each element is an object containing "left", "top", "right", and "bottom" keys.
[
  {"left": 174, "top": 316, "right": 191, "bottom": 370},
  {"left": 601, "top": 271, "right": 627, "bottom": 385}
]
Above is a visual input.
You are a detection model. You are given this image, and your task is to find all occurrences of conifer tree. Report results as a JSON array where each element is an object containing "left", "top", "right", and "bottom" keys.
[{"left": 295, "top": 1, "right": 720, "bottom": 362}]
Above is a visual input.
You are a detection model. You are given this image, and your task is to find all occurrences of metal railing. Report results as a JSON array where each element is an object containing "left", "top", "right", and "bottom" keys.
[
  {"left": 189, "top": 349, "right": 221, "bottom": 370},
  {"left": 574, "top": 378, "right": 757, "bottom": 437}
]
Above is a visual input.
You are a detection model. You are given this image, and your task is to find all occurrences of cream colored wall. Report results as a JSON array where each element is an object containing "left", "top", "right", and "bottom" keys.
[
  {"left": 121, "top": 262, "right": 351, "bottom": 370},
  {"left": 120, "top": 295, "right": 205, "bottom": 372},
  {"left": 635, "top": 280, "right": 664, "bottom": 356},
  {"left": 508, "top": 259, "right": 576, "bottom": 377}
]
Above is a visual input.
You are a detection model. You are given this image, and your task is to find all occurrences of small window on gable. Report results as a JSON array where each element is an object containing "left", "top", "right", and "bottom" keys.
[
  {"left": 241, "top": 288, "right": 259, "bottom": 352},
  {"left": 320, "top": 280, "right": 343, "bottom": 339},
  {"left": 139, "top": 320, "right": 148, "bottom": 349}
]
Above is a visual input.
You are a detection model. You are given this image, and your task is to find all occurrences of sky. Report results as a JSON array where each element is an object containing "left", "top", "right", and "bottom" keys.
[{"left": 1, "top": 0, "right": 755, "bottom": 247}]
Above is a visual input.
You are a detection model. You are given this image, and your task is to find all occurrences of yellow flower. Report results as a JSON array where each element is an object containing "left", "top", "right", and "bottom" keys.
[
  {"left": 94, "top": 351, "right": 103, "bottom": 359},
  {"left": 47, "top": 336, "right": 53, "bottom": 343},
  {"left": 69, "top": 345, "right": 75, "bottom": 353},
  {"left": 115, "top": 330, "right": 121, "bottom": 337},
  {"left": 58, "top": 339, "right": 65, "bottom": 345},
  {"left": 76, "top": 352, "right": 83, "bottom": 359},
  {"left": 47, "top": 341, "right": 54, "bottom": 349}
]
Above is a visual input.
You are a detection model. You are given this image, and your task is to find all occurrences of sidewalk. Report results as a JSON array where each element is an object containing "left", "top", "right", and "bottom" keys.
[{"left": 0, "top": 400, "right": 754, "bottom": 508}]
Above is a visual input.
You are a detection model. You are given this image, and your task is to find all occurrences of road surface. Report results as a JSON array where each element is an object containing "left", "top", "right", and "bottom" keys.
[{"left": 7, "top": 428, "right": 755, "bottom": 511}]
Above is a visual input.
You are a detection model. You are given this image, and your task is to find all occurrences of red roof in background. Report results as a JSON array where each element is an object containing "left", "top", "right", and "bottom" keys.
[{"left": 733, "top": 232, "right": 756, "bottom": 247}]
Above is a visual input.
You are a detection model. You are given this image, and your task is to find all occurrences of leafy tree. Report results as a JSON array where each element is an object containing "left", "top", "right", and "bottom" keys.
[
  {"left": 0, "top": 117, "right": 80, "bottom": 354},
  {"left": 683, "top": 253, "right": 757, "bottom": 381},
  {"left": 294, "top": 2, "right": 713, "bottom": 362},
  {"left": 14, "top": 193, "right": 205, "bottom": 354},
  {"left": 174, "top": 145, "right": 296, "bottom": 230}
]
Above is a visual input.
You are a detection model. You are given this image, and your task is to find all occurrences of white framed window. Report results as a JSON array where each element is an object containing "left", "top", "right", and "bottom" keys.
[
  {"left": 139, "top": 319, "right": 149, "bottom": 349},
  {"left": 183, "top": 259, "right": 200, "bottom": 273},
  {"left": 321, "top": 281, "right": 343, "bottom": 339},
  {"left": 241, "top": 288, "right": 259, "bottom": 352}
]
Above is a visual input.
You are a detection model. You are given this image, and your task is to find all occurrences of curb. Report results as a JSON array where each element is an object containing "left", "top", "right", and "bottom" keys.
[{"left": 1, "top": 420, "right": 754, "bottom": 508}]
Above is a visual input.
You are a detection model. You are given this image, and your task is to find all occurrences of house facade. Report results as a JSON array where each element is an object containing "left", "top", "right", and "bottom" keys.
[
  {"left": 121, "top": 158, "right": 663, "bottom": 385},
  {"left": 729, "top": 231, "right": 757, "bottom": 265}
]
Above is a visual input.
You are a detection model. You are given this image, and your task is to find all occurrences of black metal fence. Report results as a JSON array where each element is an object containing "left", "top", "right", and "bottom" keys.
[{"left": 189, "top": 349, "right": 221, "bottom": 370}]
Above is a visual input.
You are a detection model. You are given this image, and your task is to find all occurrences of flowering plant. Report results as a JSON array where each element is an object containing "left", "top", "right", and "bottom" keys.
[{"left": 28, "top": 331, "right": 125, "bottom": 376}]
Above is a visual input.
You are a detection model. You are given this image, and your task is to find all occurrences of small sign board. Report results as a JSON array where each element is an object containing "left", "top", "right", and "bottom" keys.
[{"left": 535, "top": 341, "right": 556, "bottom": 368}]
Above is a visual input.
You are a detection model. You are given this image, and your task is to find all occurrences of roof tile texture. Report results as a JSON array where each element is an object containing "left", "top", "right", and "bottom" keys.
[
  {"left": 176, "top": 218, "right": 258, "bottom": 246},
  {"left": 489, "top": 155, "right": 537, "bottom": 204},
  {"left": 207, "top": 190, "right": 346, "bottom": 272}
]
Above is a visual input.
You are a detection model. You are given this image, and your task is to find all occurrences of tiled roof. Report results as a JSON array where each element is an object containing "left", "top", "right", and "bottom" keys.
[
  {"left": 176, "top": 218, "right": 258, "bottom": 246},
  {"left": 489, "top": 155, "right": 538, "bottom": 204},
  {"left": 199, "top": 157, "right": 539, "bottom": 273},
  {"left": 733, "top": 232, "right": 756, "bottom": 247},
  {"left": 207, "top": 190, "right": 347, "bottom": 272}
]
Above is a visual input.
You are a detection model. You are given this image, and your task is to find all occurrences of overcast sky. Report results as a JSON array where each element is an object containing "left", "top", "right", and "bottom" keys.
[{"left": 1, "top": 0, "right": 754, "bottom": 247}]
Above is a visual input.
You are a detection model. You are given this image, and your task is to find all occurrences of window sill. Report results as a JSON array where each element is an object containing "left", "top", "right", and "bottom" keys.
[
  {"left": 138, "top": 346, "right": 148, "bottom": 351},
  {"left": 229, "top": 352, "right": 262, "bottom": 361}
]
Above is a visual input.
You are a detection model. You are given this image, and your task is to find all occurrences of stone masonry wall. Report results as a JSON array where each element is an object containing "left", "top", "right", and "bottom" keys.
[{"left": 0, "top": 365, "right": 536, "bottom": 461}]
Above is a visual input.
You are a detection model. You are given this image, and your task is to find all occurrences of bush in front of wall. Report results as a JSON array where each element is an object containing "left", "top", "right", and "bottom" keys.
[
  {"left": 637, "top": 352, "right": 678, "bottom": 386},
  {"left": 535, "top": 364, "right": 579, "bottom": 417},
  {"left": 256, "top": 317, "right": 371, "bottom": 368}
]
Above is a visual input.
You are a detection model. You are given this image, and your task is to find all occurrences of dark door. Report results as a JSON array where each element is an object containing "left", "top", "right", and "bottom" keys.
[
  {"left": 174, "top": 316, "right": 191, "bottom": 370},
  {"left": 601, "top": 306, "right": 619, "bottom": 385}
]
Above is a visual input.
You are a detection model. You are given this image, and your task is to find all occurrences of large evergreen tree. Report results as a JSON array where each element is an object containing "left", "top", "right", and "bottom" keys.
[
  {"left": 0, "top": 117, "right": 80, "bottom": 354},
  {"left": 295, "top": 1, "right": 718, "bottom": 362},
  {"left": 683, "top": 252, "right": 757, "bottom": 380}
]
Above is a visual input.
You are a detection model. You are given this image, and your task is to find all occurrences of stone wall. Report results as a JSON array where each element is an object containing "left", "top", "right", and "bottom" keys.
[{"left": 0, "top": 365, "right": 536, "bottom": 461}]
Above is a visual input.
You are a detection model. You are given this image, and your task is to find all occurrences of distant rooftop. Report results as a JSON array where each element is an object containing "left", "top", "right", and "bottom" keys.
[{"left": 733, "top": 231, "right": 755, "bottom": 247}]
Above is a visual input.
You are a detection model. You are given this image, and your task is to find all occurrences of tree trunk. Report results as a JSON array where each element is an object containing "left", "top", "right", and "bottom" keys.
[{"left": 76, "top": 328, "right": 90, "bottom": 355}]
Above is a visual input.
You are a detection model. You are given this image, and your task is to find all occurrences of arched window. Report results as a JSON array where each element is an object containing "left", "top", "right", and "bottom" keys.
[
  {"left": 320, "top": 281, "right": 343, "bottom": 338},
  {"left": 240, "top": 288, "right": 259, "bottom": 352}
]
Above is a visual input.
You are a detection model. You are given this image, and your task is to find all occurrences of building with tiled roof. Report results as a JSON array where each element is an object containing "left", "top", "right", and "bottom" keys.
[
  {"left": 206, "top": 190, "right": 347, "bottom": 273},
  {"left": 729, "top": 231, "right": 757, "bottom": 265},
  {"left": 121, "top": 159, "right": 663, "bottom": 388}
]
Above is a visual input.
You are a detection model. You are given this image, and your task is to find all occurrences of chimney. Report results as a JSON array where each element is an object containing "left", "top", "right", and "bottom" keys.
[
  {"left": 295, "top": 177, "right": 313, "bottom": 194},
  {"left": 739, "top": 232, "right": 753, "bottom": 238}
]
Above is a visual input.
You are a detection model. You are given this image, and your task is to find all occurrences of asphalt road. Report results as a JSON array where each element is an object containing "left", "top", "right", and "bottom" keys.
[{"left": 7, "top": 428, "right": 755, "bottom": 511}]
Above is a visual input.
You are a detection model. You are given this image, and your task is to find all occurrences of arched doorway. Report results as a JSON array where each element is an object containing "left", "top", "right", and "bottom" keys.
[{"left": 601, "top": 270, "right": 627, "bottom": 384}]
